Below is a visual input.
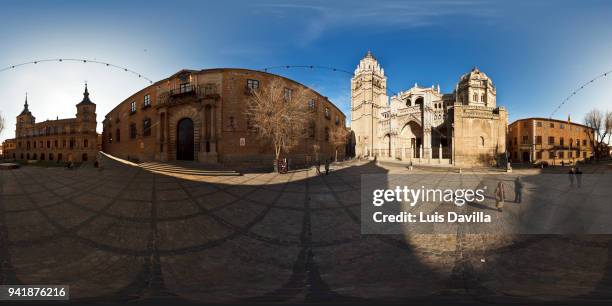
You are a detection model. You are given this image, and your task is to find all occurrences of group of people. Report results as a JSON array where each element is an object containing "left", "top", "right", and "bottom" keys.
[
  {"left": 568, "top": 166, "right": 583, "bottom": 188},
  {"left": 277, "top": 157, "right": 332, "bottom": 175}
]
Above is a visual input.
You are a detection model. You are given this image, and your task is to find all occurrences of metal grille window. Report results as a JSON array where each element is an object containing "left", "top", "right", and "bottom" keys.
[{"left": 284, "top": 88, "right": 292, "bottom": 100}]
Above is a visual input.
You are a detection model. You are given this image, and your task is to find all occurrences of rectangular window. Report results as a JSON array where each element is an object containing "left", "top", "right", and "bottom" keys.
[
  {"left": 325, "top": 107, "right": 330, "bottom": 119},
  {"left": 583, "top": 151, "right": 586, "bottom": 158},
  {"left": 550, "top": 123, "right": 554, "bottom": 128},
  {"left": 284, "top": 88, "right": 292, "bottom": 100},
  {"left": 536, "top": 151, "right": 542, "bottom": 159},
  {"left": 536, "top": 121, "right": 542, "bottom": 127},
  {"left": 560, "top": 123, "right": 565, "bottom": 129},
  {"left": 116, "top": 129, "right": 121, "bottom": 142},
  {"left": 522, "top": 135, "right": 528, "bottom": 144},
  {"left": 308, "top": 99, "right": 316, "bottom": 109},
  {"left": 559, "top": 151, "right": 564, "bottom": 158},
  {"left": 130, "top": 101, "right": 136, "bottom": 113},
  {"left": 335, "top": 115, "right": 340, "bottom": 125},
  {"left": 179, "top": 82, "right": 190, "bottom": 93},
  {"left": 560, "top": 137, "right": 564, "bottom": 146},
  {"left": 569, "top": 151, "right": 573, "bottom": 158},
  {"left": 130, "top": 123, "right": 137, "bottom": 139},
  {"left": 143, "top": 94, "right": 151, "bottom": 108},
  {"left": 246, "top": 79, "right": 259, "bottom": 90},
  {"left": 583, "top": 139, "right": 587, "bottom": 146},
  {"left": 536, "top": 136, "right": 542, "bottom": 145},
  {"left": 143, "top": 118, "right": 151, "bottom": 136},
  {"left": 548, "top": 136, "right": 555, "bottom": 145},
  {"left": 549, "top": 151, "right": 555, "bottom": 159},
  {"left": 309, "top": 121, "right": 316, "bottom": 138}
]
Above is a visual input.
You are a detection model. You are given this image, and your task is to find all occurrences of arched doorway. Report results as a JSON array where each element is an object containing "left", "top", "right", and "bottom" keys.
[
  {"left": 176, "top": 118, "right": 194, "bottom": 160},
  {"left": 382, "top": 134, "right": 392, "bottom": 157},
  {"left": 399, "top": 121, "right": 422, "bottom": 158}
]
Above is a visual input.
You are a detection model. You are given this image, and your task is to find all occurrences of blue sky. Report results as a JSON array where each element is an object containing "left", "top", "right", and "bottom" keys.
[{"left": 1, "top": 0, "right": 612, "bottom": 143}]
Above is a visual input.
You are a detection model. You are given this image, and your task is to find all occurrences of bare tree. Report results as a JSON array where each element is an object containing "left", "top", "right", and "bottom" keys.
[
  {"left": 247, "top": 79, "right": 308, "bottom": 171},
  {"left": 584, "top": 109, "right": 612, "bottom": 159},
  {"left": 329, "top": 127, "right": 349, "bottom": 162},
  {"left": 0, "top": 112, "right": 5, "bottom": 137}
]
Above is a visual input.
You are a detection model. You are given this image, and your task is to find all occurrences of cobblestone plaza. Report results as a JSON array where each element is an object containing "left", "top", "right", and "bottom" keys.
[{"left": 1, "top": 157, "right": 611, "bottom": 304}]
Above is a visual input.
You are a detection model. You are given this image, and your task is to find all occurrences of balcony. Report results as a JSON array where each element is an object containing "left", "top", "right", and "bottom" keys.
[
  {"left": 158, "top": 84, "right": 220, "bottom": 108},
  {"left": 169, "top": 84, "right": 197, "bottom": 96}
]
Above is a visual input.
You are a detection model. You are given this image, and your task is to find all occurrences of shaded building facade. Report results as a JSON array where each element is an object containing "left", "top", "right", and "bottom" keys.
[
  {"left": 102, "top": 68, "right": 347, "bottom": 166},
  {"left": 8, "top": 86, "right": 99, "bottom": 163}
]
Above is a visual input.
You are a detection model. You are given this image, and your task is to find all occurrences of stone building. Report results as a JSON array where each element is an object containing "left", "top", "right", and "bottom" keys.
[
  {"left": 508, "top": 117, "right": 595, "bottom": 165},
  {"left": 8, "top": 86, "right": 99, "bottom": 162},
  {"left": 102, "top": 68, "right": 347, "bottom": 166},
  {"left": 351, "top": 51, "right": 508, "bottom": 167}
]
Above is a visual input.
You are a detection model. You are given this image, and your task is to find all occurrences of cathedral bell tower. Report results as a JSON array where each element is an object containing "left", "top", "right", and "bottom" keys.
[{"left": 351, "top": 51, "right": 388, "bottom": 157}]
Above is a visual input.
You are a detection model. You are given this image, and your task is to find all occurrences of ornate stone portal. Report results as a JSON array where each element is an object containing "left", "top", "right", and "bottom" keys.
[{"left": 350, "top": 51, "right": 507, "bottom": 167}]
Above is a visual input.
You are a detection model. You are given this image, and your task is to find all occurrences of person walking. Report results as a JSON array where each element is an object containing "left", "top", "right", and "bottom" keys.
[
  {"left": 575, "top": 166, "right": 583, "bottom": 188},
  {"left": 495, "top": 181, "right": 506, "bottom": 212},
  {"left": 324, "top": 159, "right": 330, "bottom": 175},
  {"left": 315, "top": 159, "right": 321, "bottom": 176},
  {"left": 568, "top": 167, "right": 575, "bottom": 187},
  {"left": 514, "top": 176, "right": 523, "bottom": 203}
]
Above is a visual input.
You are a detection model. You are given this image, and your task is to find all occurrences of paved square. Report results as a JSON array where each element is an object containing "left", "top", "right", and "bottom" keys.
[{"left": 1, "top": 157, "right": 611, "bottom": 304}]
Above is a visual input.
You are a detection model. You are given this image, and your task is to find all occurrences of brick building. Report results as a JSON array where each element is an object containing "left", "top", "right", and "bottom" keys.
[
  {"left": 7, "top": 86, "right": 100, "bottom": 163},
  {"left": 508, "top": 117, "right": 595, "bottom": 165},
  {"left": 102, "top": 68, "right": 347, "bottom": 166}
]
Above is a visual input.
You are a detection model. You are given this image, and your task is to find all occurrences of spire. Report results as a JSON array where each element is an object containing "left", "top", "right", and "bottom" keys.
[
  {"left": 77, "top": 82, "right": 94, "bottom": 105},
  {"left": 19, "top": 92, "right": 32, "bottom": 116},
  {"left": 365, "top": 50, "right": 376, "bottom": 60}
]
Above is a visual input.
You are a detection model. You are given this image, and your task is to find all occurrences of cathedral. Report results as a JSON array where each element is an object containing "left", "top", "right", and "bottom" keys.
[{"left": 351, "top": 51, "right": 508, "bottom": 167}]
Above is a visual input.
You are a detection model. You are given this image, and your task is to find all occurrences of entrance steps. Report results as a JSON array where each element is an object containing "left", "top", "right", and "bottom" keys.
[{"left": 139, "top": 162, "right": 241, "bottom": 176}]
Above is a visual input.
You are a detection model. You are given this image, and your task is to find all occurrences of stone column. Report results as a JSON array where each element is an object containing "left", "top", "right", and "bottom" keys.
[{"left": 423, "top": 128, "right": 432, "bottom": 160}]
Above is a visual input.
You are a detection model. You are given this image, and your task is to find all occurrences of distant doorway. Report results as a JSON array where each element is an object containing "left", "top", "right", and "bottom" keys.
[
  {"left": 176, "top": 118, "right": 194, "bottom": 160},
  {"left": 522, "top": 151, "right": 530, "bottom": 163}
]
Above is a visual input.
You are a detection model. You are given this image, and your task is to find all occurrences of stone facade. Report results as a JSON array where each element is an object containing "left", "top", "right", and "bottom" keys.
[
  {"left": 508, "top": 117, "right": 595, "bottom": 165},
  {"left": 102, "top": 68, "right": 347, "bottom": 167},
  {"left": 351, "top": 51, "right": 507, "bottom": 167},
  {"left": 6, "top": 86, "right": 99, "bottom": 163}
]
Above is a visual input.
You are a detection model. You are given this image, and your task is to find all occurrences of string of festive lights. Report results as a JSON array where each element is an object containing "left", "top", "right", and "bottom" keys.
[
  {"left": 261, "top": 64, "right": 402, "bottom": 96},
  {"left": 0, "top": 58, "right": 154, "bottom": 84},
  {"left": 550, "top": 69, "right": 612, "bottom": 118}
]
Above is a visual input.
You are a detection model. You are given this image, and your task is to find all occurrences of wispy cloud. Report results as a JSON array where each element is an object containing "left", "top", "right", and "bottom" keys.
[{"left": 251, "top": 0, "right": 499, "bottom": 45}]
